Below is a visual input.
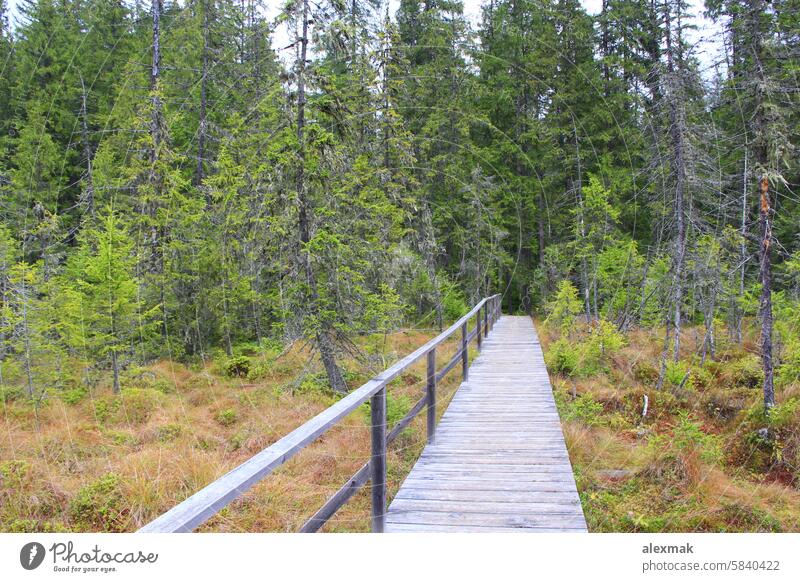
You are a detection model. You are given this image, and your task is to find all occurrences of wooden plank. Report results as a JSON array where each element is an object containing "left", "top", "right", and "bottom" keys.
[
  {"left": 386, "top": 510, "right": 588, "bottom": 529},
  {"left": 385, "top": 523, "right": 584, "bottom": 533},
  {"left": 398, "top": 478, "right": 578, "bottom": 493},
  {"left": 393, "top": 491, "right": 582, "bottom": 506},
  {"left": 392, "top": 488, "right": 582, "bottom": 504},
  {"left": 385, "top": 315, "right": 587, "bottom": 533}
]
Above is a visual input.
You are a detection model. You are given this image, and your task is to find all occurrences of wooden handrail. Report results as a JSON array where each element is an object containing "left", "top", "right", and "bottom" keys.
[{"left": 138, "top": 294, "right": 502, "bottom": 533}]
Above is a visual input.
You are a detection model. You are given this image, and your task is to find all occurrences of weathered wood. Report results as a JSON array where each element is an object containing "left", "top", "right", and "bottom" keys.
[
  {"left": 387, "top": 510, "right": 588, "bottom": 529},
  {"left": 476, "top": 306, "right": 483, "bottom": 351},
  {"left": 384, "top": 523, "right": 584, "bottom": 533},
  {"left": 461, "top": 321, "right": 468, "bottom": 381},
  {"left": 386, "top": 316, "right": 587, "bottom": 533},
  {"left": 370, "top": 387, "right": 387, "bottom": 533},
  {"left": 301, "top": 392, "right": 429, "bottom": 533},
  {"left": 426, "top": 349, "right": 436, "bottom": 445}
]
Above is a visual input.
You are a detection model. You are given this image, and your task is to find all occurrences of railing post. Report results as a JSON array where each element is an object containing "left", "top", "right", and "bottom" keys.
[
  {"left": 370, "top": 387, "right": 386, "bottom": 533},
  {"left": 426, "top": 349, "right": 436, "bottom": 444},
  {"left": 476, "top": 305, "right": 483, "bottom": 351},
  {"left": 483, "top": 301, "right": 489, "bottom": 338},
  {"left": 461, "top": 321, "right": 468, "bottom": 381}
]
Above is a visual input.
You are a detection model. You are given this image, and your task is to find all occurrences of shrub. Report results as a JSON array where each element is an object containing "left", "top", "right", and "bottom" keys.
[
  {"left": 545, "top": 339, "right": 581, "bottom": 376},
  {"left": 672, "top": 413, "right": 722, "bottom": 464},
  {"left": 223, "top": 355, "right": 251, "bottom": 378},
  {"left": 92, "top": 397, "right": 120, "bottom": 423},
  {"left": 0, "top": 386, "right": 24, "bottom": 403},
  {"left": 246, "top": 360, "right": 271, "bottom": 381},
  {"left": 4, "top": 519, "right": 69, "bottom": 533},
  {"left": 777, "top": 338, "right": 800, "bottom": 385},
  {"left": 60, "top": 387, "right": 87, "bottom": 405},
  {"left": 441, "top": 290, "right": 468, "bottom": 321},
  {"left": 746, "top": 398, "right": 800, "bottom": 430},
  {"left": 215, "top": 408, "right": 238, "bottom": 427},
  {"left": 563, "top": 394, "right": 605, "bottom": 426},
  {"left": 68, "top": 473, "right": 126, "bottom": 532},
  {"left": 118, "top": 389, "right": 160, "bottom": 425},
  {"left": 633, "top": 361, "right": 659, "bottom": 384},
  {"left": 586, "top": 319, "right": 626, "bottom": 357},
  {"left": 728, "top": 355, "right": 765, "bottom": 389},
  {"left": 151, "top": 379, "right": 175, "bottom": 394},
  {"left": 0, "top": 459, "right": 31, "bottom": 483},
  {"left": 545, "top": 280, "right": 582, "bottom": 334},
  {"left": 665, "top": 360, "right": 693, "bottom": 390},
  {"left": 155, "top": 423, "right": 183, "bottom": 442}
]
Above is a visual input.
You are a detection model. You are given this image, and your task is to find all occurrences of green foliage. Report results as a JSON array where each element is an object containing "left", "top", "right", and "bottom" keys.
[
  {"left": 117, "top": 389, "right": 160, "bottom": 425},
  {"left": 155, "top": 423, "right": 183, "bottom": 442},
  {"left": 545, "top": 339, "right": 581, "bottom": 376},
  {"left": 215, "top": 408, "right": 238, "bottom": 427},
  {"left": 68, "top": 473, "right": 126, "bottom": 532},
  {"left": 441, "top": 288, "right": 468, "bottom": 322},
  {"left": 60, "top": 387, "right": 87, "bottom": 405},
  {"left": 545, "top": 280, "right": 583, "bottom": 334},
  {"left": 223, "top": 356, "right": 251, "bottom": 378},
  {"left": 729, "top": 355, "right": 765, "bottom": 389},
  {"left": 585, "top": 319, "right": 626, "bottom": 359},
  {"left": 665, "top": 361, "right": 693, "bottom": 391},
  {"left": 563, "top": 394, "right": 605, "bottom": 426},
  {"left": 671, "top": 413, "right": 723, "bottom": 465}
]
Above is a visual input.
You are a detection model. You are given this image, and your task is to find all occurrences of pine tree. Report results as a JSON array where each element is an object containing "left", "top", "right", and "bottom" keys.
[{"left": 64, "top": 207, "right": 156, "bottom": 394}]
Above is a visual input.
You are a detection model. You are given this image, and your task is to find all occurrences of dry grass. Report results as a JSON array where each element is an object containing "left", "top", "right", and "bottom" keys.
[
  {"left": 540, "top": 318, "right": 800, "bottom": 532},
  {"left": 0, "top": 326, "right": 474, "bottom": 533}
]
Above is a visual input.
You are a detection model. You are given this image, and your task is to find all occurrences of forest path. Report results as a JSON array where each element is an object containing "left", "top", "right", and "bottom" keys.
[{"left": 385, "top": 316, "right": 587, "bottom": 532}]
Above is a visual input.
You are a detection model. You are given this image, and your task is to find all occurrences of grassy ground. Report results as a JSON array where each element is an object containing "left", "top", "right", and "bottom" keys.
[
  {"left": 5, "top": 314, "right": 798, "bottom": 533},
  {"left": 0, "top": 326, "right": 474, "bottom": 533},
  {"left": 539, "top": 319, "right": 800, "bottom": 532}
]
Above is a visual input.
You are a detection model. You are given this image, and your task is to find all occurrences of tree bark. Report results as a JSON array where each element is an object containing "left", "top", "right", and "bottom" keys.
[
  {"left": 79, "top": 75, "right": 95, "bottom": 219},
  {"left": 758, "top": 175, "right": 774, "bottom": 410},
  {"left": 296, "top": 0, "right": 347, "bottom": 394},
  {"left": 195, "top": 0, "right": 209, "bottom": 187}
]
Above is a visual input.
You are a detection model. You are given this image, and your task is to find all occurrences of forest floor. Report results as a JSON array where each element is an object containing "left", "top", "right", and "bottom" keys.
[
  {"left": 3, "top": 317, "right": 799, "bottom": 533},
  {"left": 540, "top": 319, "right": 800, "bottom": 532},
  {"left": 0, "top": 329, "right": 470, "bottom": 533}
]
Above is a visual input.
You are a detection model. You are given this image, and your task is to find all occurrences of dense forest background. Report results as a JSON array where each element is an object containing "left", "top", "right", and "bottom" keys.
[{"left": 0, "top": 0, "right": 798, "bottom": 408}]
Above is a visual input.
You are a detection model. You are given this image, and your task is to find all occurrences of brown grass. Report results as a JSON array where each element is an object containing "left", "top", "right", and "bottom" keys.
[{"left": 0, "top": 328, "right": 472, "bottom": 533}]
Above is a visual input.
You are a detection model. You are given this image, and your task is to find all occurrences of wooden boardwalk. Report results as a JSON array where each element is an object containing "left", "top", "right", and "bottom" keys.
[{"left": 385, "top": 316, "right": 587, "bottom": 532}]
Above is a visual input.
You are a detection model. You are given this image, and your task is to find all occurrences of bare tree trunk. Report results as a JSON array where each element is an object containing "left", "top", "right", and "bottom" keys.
[
  {"left": 664, "top": 0, "right": 687, "bottom": 363},
  {"left": 736, "top": 149, "right": 747, "bottom": 344},
  {"left": 111, "top": 350, "right": 121, "bottom": 394},
  {"left": 296, "top": 0, "right": 347, "bottom": 394},
  {"left": 758, "top": 175, "right": 774, "bottom": 410},
  {"left": 195, "top": 0, "right": 209, "bottom": 188},
  {"left": 79, "top": 75, "right": 95, "bottom": 219},
  {"left": 748, "top": 0, "right": 775, "bottom": 412}
]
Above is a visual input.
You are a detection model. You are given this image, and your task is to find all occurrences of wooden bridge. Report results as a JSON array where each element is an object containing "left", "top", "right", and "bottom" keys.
[{"left": 139, "top": 295, "right": 586, "bottom": 533}]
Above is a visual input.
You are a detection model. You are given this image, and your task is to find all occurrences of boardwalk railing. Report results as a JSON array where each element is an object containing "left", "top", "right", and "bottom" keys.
[{"left": 138, "top": 294, "right": 502, "bottom": 533}]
